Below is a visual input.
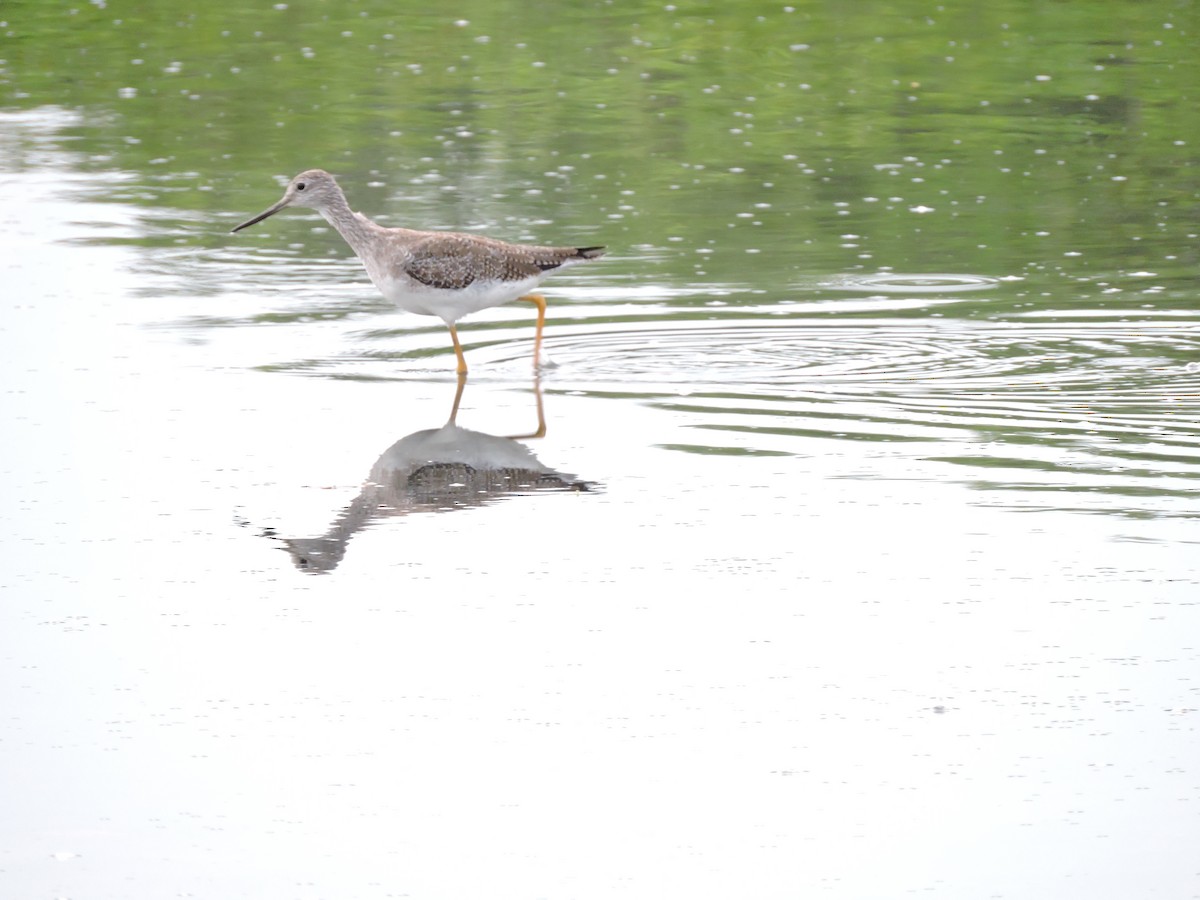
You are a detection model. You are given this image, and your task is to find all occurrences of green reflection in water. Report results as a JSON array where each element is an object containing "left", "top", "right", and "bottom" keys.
[
  {"left": 3, "top": 0, "right": 1198, "bottom": 287},
  {"left": 656, "top": 443, "right": 794, "bottom": 458},
  {"left": 2, "top": 0, "right": 1198, "bottom": 508}
]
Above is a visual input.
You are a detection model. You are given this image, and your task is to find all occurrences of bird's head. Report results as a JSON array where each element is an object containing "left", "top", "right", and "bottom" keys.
[{"left": 231, "top": 169, "right": 343, "bottom": 233}]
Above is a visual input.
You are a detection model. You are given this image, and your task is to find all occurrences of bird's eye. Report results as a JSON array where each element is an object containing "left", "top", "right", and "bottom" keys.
[{"left": 296, "top": 182, "right": 306, "bottom": 191}]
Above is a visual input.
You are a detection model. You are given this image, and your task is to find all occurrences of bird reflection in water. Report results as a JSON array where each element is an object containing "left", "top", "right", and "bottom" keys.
[{"left": 270, "top": 376, "right": 593, "bottom": 573}]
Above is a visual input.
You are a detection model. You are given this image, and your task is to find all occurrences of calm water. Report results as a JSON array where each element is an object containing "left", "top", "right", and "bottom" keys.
[{"left": 2, "top": 2, "right": 1199, "bottom": 898}]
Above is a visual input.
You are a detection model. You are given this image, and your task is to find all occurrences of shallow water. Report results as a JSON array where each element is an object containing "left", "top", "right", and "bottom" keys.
[{"left": 3, "top": 3, "right": 1200, "bottom": 899}]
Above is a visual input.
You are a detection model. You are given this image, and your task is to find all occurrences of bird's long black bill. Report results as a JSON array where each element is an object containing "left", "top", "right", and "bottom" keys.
[{"left": 230, "top": 198, "right": 289, "bottom": 233}]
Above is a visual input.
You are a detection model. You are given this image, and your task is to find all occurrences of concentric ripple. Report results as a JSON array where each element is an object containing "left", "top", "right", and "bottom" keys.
[
  {"left": 220, "top": 285, "right": 1200, "bottom": 516},
  {"left": 516, "top": 316, "right": 1200, "bottom": 514},
  {"left": 822, "top": 272, "right": 1003, "bottom": 293},
  {"left": 520, "top": 318, "right": 1199, "bottom": 395}
]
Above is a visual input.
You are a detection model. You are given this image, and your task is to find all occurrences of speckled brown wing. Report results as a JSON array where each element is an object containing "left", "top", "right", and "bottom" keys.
[
  {"left": 403, "top": 233, "right": 606, "bottom": 290},
  {"left": 402, "top": 234, "right": 539, "bottom": 290}
]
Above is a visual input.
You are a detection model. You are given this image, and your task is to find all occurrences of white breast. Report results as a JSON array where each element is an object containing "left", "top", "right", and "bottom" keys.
[{"left": 370, "top": 272, "right": 544, "bottom": 324}]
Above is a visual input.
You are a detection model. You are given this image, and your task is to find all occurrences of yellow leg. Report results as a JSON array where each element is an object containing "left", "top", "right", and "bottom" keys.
[
  {"left": 448, "top": 323, "right": 468, "bottom": 375},
  {"left": 517, "top": 294, "right": 547, "bottom": 368}
]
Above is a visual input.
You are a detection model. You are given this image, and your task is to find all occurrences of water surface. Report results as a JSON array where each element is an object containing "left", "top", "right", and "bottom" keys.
[{"left": 2, "top": 3, "right": 1199, "bottom": 899}]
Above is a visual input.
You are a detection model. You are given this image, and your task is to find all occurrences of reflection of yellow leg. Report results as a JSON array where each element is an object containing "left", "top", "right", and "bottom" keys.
[
  {"left": 447, "top": 371, "right": 468, "bottom": 425},
  {"left": 531, "top": 374, "right": 546, "bottom": 438},
  {"left": 506, "top": 374, "right": 546, "bottom": 440},
  {"left": 448, "top": 323, "right": 468, "bottom": 375},
  {"left": 517, "top": 294, "right": 547, "bottom": 368}
]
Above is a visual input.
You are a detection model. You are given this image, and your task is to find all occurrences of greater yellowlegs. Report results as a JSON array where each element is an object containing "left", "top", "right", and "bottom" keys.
[{"left": 231, "top": 169, "right": 605, "bottom": 374}]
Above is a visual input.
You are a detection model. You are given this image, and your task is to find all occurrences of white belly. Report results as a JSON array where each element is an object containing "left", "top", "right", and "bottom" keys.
[{"left": 370, "top": 272, "right": 543, "bottom": 324}]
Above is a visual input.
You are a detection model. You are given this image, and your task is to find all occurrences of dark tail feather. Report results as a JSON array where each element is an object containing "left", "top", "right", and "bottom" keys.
[{"left": 537, "top": 245, "right": 607, "bottom": 272}]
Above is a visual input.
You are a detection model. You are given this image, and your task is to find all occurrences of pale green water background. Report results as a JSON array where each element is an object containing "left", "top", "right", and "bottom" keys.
[{"left": 2, "top": 2, "right": 1200, "bottom": 898}]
